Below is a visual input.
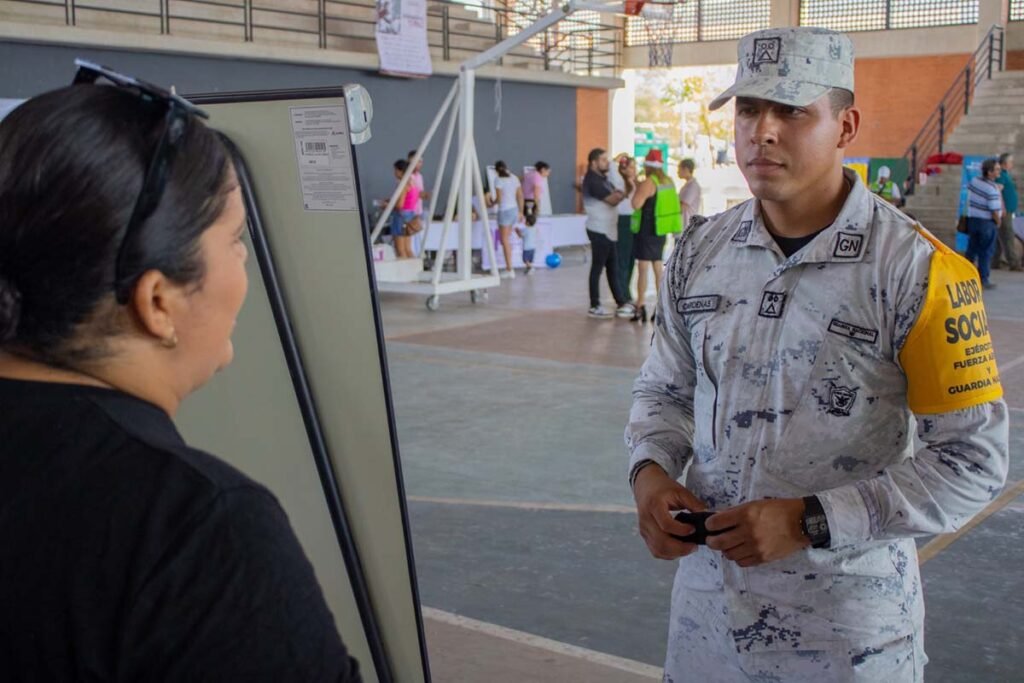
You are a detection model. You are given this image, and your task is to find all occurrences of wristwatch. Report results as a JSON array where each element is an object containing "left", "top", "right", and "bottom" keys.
[{"left": 800, "top": 496, "right": 831, "bottom": 549}]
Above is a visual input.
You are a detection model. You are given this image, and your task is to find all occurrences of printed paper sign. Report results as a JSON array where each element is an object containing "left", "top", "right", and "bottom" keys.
[{"left": 289, "top": 106, "right": 358, "bottom": 212}]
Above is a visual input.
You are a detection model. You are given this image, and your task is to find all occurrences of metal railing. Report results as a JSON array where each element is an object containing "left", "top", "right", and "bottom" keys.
[
  {"left": 1, "top": 0, "right": 622, "bottom": 77},
  {"left": 904, "top": 24, "right": 1004, "bottom": 195}
]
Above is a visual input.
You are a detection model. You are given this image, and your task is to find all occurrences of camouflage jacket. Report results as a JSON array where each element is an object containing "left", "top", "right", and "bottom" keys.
[{"left": 626, "top": 170, "right": 1008, "bottom": 657}]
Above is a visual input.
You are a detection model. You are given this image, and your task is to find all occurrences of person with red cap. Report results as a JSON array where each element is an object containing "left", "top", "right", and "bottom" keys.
[{"left": 629, "top": 148, "right": 681, "bottom": 323}]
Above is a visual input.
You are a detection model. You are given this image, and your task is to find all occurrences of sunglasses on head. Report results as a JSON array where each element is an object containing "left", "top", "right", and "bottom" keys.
[{"left": 71, "top": 59, "right": 209, "bottom": 303}]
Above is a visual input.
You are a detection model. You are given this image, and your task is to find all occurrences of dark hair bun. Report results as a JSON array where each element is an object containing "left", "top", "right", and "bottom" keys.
[{"left": 0, "top": 276, "right": 22, "bottom": 343}]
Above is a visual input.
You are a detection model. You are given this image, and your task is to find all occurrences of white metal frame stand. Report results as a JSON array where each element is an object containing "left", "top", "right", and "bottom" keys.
[{"left": 371, "top": 1, "right": 629, "bottom": 311}]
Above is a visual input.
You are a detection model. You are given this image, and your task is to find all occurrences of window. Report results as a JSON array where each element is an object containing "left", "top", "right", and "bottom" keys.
[
  {"left": 799, "top": 0, "right": 978, "bottom": 33},
  {"left": 625, "top": 0, "right": 769, "bottom": 47},
  {"left": 1011, "top": 0, "right": 1024, "bottom": 22}
]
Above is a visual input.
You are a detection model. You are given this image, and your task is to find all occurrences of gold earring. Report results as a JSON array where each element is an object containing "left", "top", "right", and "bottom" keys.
[{"left": 160, "top": 333, "right": 178, "bottom": 350}]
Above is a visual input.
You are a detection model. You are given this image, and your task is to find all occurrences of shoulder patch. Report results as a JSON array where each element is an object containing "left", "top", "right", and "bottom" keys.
[{"left": 899, "top": 248, "right": 1002, "bottom": 413}]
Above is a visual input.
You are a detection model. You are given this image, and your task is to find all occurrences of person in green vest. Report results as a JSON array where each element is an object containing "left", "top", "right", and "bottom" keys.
[
  {"left": 869, "top": 165, "right": 901, "bottom": 205},
  {"left": 629, "top": 148, "right": 681, "bottom": 323}
]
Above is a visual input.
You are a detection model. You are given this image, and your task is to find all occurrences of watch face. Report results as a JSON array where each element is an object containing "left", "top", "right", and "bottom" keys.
[{"left": 806, "top": 514, "right": 828, "bottom": 537}]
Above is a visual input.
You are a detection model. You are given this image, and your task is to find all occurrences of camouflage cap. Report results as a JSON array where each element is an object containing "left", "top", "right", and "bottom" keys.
[{"left": 709, "top": 27, "right": 854, "bottom": 112}]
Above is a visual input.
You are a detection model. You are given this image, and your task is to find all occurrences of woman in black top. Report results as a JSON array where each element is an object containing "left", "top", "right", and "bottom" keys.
[{"left": 0, "top": 66, "right": 361, "bottom": 681}]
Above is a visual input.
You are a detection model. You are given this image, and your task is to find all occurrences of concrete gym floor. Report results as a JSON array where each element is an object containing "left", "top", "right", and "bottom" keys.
[{"left": 379, "top": 253, "right": 1024, "bottom": 682}]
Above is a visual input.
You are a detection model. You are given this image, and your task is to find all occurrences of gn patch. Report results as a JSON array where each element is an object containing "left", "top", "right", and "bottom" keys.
[
  {"left": 759, "top": 291, "right": 786, "bottom": 318},
  {"left": 828, "top": 318, "right": 879, "bottom": 344},
  {"left": 833, "top": 232, "right": 864, "bottom": 259},
  {"left": 677, "top": 295, "right": 720, "bottom": 315}
]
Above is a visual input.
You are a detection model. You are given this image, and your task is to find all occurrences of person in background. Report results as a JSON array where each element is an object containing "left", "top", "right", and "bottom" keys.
[
  {"left": 581, "top": 148, "right": 635, "bottom": 319},
  {"left": 0, "top": 67, "right": 361, "bottom": 681},
  {"left": 494, "top": 160, "right": 523, "bottom": 279},
  {"left": 522, "top": 161, "right": 549, "bottom": 226},
  {"left": 407, "top": 149, "right": 430, "bottom": 222},
  {"left": 629, "top": 148, "right": 680, "bottom": 323},
  {"left": 536, "top": 160, "right": 554, "bottom": 217},
  {"left": 520, "top": 161, "right": 550, "bottom": 274},
  {"left": 677, "top": 157, "right": 703, "bottom": 230},
  {"left": 965, "top": 157, "right": 1004, "bottom": 289},
  {"left": 609, "top": 153, "right": 638, "bottom": 300},
  {"left": 869, "top": 165, "right": 901, "bottom": 206},
  {"left": 992, "top": 152, "right": 1021, "bottom": 271},
  {"left": 392, "top": 159, "right": 417, "bottom": 259}
]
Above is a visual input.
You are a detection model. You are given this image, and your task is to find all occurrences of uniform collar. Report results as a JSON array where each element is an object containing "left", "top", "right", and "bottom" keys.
[{"left": 729, "top": 168, "right": 873, "bottom": 270}]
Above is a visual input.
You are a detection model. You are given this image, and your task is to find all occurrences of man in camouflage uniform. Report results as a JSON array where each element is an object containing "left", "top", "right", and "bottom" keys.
[{"left": 626, "top": 27, "right": 1008, "bottom": 682}]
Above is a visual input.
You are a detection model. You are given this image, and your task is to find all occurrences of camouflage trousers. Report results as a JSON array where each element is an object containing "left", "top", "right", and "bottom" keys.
[{"left": 661, "top": 564, "right": 926, "bottom": 683}]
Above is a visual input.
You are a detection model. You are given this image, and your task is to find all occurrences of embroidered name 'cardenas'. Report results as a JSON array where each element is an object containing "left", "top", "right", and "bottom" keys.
[{"left": 677, "top": 295, "right": 720, "bottom": 314}]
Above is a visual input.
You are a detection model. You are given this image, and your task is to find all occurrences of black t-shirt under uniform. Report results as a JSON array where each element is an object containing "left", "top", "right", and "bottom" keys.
[{"left": 0, "top": 378, "right": 361, "bottom": 682}]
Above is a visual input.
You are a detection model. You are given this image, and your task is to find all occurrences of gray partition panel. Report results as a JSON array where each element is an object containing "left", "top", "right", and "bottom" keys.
[{"left": 174, "top": 91, "right": 427, "bottom": 683}]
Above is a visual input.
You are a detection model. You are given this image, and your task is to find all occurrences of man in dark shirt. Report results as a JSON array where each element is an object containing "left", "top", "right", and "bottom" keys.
[
  {"left": 993, "top": 152, "right": 1021, "bottom": 271},
  {"left": 0, "top": 378, "right": 362, "bottom": 681},
  {"left": 581, "top": 147, "right": 635, "bottom": 319}
]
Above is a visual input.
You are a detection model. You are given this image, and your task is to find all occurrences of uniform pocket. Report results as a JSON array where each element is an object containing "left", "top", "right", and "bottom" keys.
[{"left": 765, "top": 330, "right": 907, "bottom": 492}]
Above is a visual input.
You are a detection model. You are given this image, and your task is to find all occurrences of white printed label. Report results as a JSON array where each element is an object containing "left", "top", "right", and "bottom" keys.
[{"left": 289, "top": 105, "right": 358, "bottom": 212}]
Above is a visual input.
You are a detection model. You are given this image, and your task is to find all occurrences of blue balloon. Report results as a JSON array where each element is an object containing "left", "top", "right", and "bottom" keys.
[{"left": 545, "top": 253, "right": 562, "bottom": 268}]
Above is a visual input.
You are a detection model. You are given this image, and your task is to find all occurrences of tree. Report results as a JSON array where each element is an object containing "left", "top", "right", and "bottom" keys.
[{"left": 660, "top": 75, "right": 731, "bottom": 167}]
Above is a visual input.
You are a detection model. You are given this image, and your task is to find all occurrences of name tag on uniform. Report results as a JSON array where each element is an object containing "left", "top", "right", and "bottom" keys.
[
  {"left": 677, "top": 295, "right": 720, "bottom": 315},
  {"left": 828, "top": 318, "right": 878, "bottom": 344}
]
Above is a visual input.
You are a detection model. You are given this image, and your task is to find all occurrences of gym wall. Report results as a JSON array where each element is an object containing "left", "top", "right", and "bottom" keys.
[
  {"left": 0, "top": 40, "right": 580, "bottom": 216},
  {"left": 847, "top": 53, "right": 975, "bottom": 158}
]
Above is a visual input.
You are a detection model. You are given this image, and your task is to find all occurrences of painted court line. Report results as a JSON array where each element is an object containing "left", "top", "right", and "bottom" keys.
[
  {"left": 918, "top": 479, "right": 1024, "bottom": 564},
  {"left": 408, "top": 495, "right": 636, "bottom": 513},
  {"left": 387, "top": 349, "right": 631, "bottom": 383},
  {"left": 422, "top": 607, "right": 663, "bottom": 681},
  {"left": 997, "top": 353, "right": 1024, "bottom": 374}
]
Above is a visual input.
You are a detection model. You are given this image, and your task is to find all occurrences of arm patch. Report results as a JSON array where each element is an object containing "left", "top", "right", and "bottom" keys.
[{"left": 899, "top": 239, "right": 1003, "bottom": 414}]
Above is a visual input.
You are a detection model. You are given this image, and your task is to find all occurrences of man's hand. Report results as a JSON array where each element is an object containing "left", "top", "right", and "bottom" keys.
[
  {"left": 633, "top": 464, "right": 708, "bottom": 560},
  {"left": 705, "top": 499, "right": 810, "bottom": 567}
]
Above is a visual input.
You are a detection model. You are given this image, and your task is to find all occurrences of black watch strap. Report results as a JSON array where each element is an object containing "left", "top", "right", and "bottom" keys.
[{"left": 800, "top": 495, "right": 831, "bottom": 549}]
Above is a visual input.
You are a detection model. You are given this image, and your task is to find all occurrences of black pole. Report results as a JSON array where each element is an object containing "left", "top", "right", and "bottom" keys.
[
  {"left": 999, "top": 28, "right": 1005, "bottom": 71},
  {"left": 965, "top": 65, "right": 971, "bottom": 115},
  {"left": 318, "top": 0, "right": 326, "bottom": 49},
  {"left": 442, "top": 6, "right": 450, "bottom": 61},
  {"left": 988, "top": 30, "right": 994, "bottom": 79},
  {"left": 938, "top": 104, "right": 945, "bottom": 155},
  {"left": 911, "top": 145, "right": 918, "bottom": 195}
]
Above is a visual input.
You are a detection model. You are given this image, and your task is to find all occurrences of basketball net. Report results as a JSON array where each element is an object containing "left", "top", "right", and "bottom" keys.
[{"left": 625, "top": 0, "right": 676, "bottom": 67}]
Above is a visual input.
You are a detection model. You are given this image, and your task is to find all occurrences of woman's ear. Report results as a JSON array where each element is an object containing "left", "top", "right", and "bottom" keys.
[{"left": 130, "top": 270, "right": 186, "bottom": 343}]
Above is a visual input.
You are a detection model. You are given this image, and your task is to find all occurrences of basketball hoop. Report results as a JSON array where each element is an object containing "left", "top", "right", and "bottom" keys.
[{"left": 625, "top": 0, "right": 676, "bottom": 68}]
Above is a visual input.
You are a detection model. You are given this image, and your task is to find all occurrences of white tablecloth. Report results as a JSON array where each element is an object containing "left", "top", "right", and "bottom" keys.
[{"left": 413, "top": 214, "right": 590, "bottom": 268}]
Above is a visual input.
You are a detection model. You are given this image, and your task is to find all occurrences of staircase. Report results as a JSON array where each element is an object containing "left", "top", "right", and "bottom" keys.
[{"left": 905, "top": 71, "right": 1024, "bottom": 246}]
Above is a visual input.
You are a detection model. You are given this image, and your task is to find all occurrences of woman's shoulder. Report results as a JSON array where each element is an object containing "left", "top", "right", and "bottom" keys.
[{"left": 75, "top": 385, "right": 268, "bottom": 501}]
